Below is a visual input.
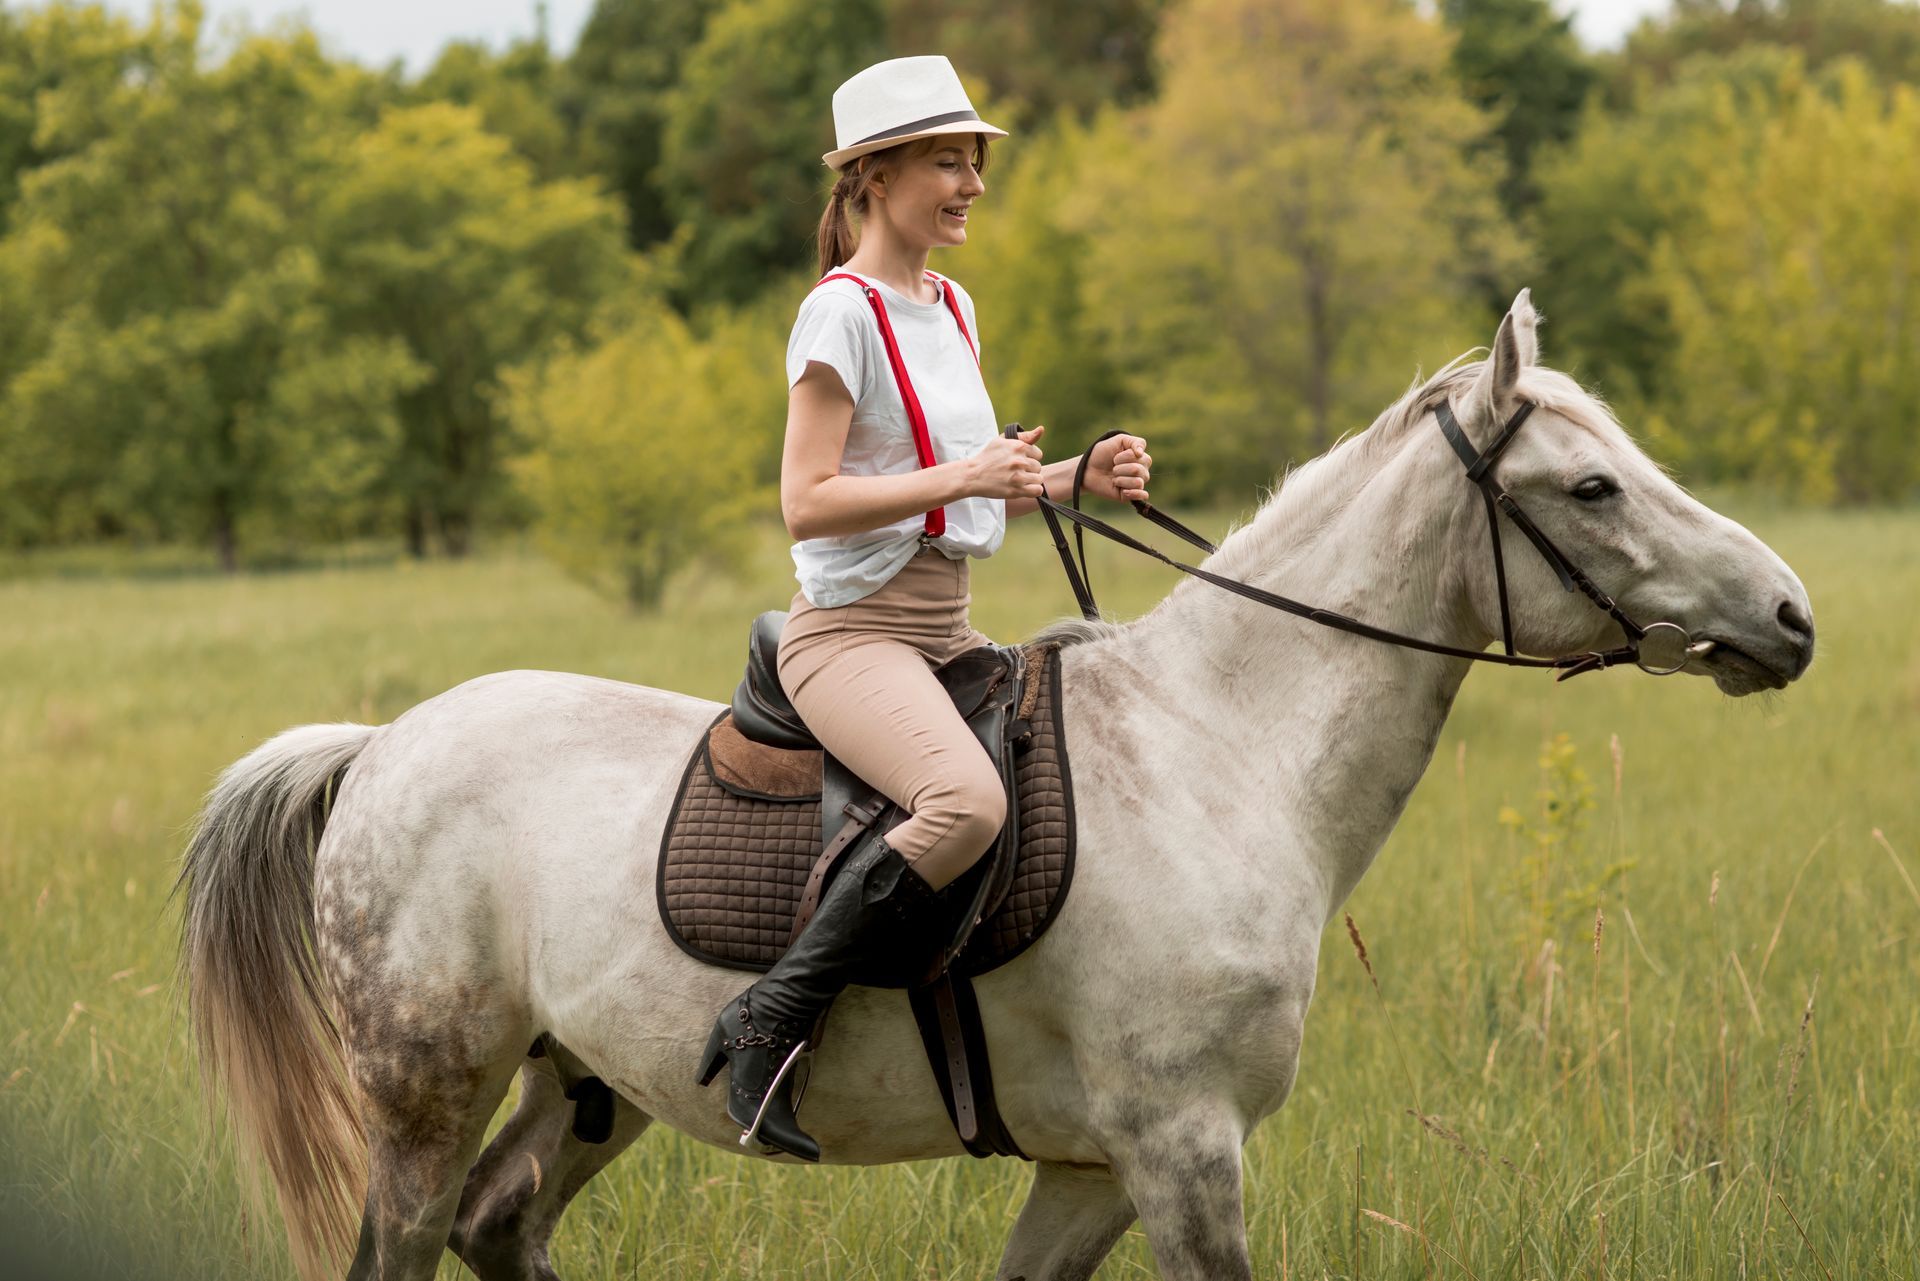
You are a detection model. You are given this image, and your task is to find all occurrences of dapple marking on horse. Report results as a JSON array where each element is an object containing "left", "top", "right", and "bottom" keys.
[{"left": 178, "top": 292, "right": 1813, "bottom": 1280}]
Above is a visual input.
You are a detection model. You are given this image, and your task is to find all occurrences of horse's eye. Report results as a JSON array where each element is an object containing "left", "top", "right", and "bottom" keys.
[{"left": 1572, "top": 477, "right": 1616, "bottom": 502}]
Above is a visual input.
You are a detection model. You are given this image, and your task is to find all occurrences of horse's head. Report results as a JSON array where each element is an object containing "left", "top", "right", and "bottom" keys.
[{"left": 1438, "top": 290, "right": 1813, "bottom": 695}]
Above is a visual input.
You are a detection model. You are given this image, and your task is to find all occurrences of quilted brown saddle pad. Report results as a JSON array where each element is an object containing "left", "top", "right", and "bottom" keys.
[{"left": 656, "top": 642, "right": 1075, "bottom": 981}]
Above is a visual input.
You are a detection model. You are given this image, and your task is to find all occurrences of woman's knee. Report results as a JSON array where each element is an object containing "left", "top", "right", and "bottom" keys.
[{"left": 921, "top": 761, "right": 1007, "bottom": 853}]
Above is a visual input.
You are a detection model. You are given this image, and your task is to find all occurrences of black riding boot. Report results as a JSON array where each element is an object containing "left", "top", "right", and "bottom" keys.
[{"left": 695, "top": 829, "right": 944, "bottom": 1161}]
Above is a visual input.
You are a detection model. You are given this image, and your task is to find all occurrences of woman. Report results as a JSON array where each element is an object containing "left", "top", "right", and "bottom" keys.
[{"left": 697, "top": 54, "right": 1152, "bottom": 1162}]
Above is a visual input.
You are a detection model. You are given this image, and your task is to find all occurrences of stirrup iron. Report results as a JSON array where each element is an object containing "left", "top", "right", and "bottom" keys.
[{"left": 737, "top": 1040, "right": 810, "bottom": 1149}]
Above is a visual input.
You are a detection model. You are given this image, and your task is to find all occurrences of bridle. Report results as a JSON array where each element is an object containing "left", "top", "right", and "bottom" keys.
[{"left": 1023, "top": 400, "right": 1704, "bottom": 680}]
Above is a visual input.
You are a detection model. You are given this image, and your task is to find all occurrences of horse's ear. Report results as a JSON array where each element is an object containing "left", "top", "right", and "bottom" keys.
[
  {"left": 1510, "top": 288, "right": 1539, "bottom": 367},
  {"left": 1462, "top": 288, "right": 1538, "bottom": 428}
]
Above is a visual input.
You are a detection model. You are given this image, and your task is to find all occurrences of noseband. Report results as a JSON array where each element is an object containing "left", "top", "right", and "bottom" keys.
[{"left": 1026, "top": 403, "right": 1700, "bottom": 680}]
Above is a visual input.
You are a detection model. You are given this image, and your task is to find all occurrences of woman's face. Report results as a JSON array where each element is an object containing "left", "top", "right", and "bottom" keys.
[{"left": 871, "top": 139, "right": 986, "bottom": 251}]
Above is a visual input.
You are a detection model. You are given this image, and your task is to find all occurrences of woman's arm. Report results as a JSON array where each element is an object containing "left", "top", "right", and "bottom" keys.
[{"left": 781, "top": 362, "right": 1043, "bottom": 540}]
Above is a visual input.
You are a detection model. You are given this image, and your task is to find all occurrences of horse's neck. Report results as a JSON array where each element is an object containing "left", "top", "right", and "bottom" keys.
[{"left": 1094, "top": 425, "right": 1482, "bottom": 918}]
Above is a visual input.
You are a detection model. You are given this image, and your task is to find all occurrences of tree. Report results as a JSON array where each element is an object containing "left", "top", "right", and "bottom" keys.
[
  {"left": 884, "top": 0, "right": 1167, "bottom": 131},
  {"left": 1531, "top": 46, "right": 1807, "bottom": 405},
  {"left": 1611, "top": 0, "right": 1920, "bottom": 99},
  {"left": 1064, "top": 0, "right": 1525, "bottom": 497},
  {"left": 505, "top": 287, "right": 784, "bottom": 607},
  {"left": 654, "top": 0, "right": 885, "bottom": 307},
  {"left": 1640, "top": 61, "right": 1920, "bottom": 502},
  {"left": 560, "top": 0, "right": 717, "bottom": 251},
  {"left": 1442, "top": 0, "right": 1597, "bottom": 218},
  {"left": 316, "top": 102, "right": 634, "bottom": 556},
  {"left": 409, "top": 35, "right": 573, "bottom": 182},
  {"left": 0, "top": 9, "right": 410, "bottom": 564},
  {"left": 0, "top": 3, "right": 157, "bottom": 236}
]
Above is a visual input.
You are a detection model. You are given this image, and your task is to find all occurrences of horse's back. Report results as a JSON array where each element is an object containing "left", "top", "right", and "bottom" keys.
[{"left": 313, "top": 670, "right": 717, "bottom": 996}]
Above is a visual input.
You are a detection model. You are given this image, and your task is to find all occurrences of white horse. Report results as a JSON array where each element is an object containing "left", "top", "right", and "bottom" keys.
[{"left": 180, "top": 293, "right": 1813, "bottom": 1280}]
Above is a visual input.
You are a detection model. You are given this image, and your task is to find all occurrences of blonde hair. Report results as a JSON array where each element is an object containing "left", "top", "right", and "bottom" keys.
[{"left": 816, "top": 133, "right": 993, "bottom": 276}]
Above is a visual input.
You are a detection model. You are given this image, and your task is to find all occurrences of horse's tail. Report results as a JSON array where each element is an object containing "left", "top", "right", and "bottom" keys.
[{"left": 176, "top": 721, "right": 377, "bottom": 1281}]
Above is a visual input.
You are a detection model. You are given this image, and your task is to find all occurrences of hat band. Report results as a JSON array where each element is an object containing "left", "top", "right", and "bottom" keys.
[{"left": 851, "top": 109, "right": 982, "bottom": 147}]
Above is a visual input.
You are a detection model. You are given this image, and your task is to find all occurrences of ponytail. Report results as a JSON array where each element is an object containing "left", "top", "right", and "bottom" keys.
[{"left": 816, "top": 164, "right": 865, "bottom": 276}]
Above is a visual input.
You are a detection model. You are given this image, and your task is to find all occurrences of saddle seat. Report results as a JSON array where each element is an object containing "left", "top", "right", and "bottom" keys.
[{"left": 729, "top": 610, "right": 816, "bottom": 750}]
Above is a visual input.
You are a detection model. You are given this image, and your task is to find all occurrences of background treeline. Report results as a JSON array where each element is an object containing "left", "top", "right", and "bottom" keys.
[{"left": 2, "top": 0, "right": 1917, "bottom": 599}]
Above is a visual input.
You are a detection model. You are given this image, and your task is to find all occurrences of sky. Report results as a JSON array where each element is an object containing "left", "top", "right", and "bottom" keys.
[{"left": 101, "top": 0, "right": 1677, "bottom": 75}]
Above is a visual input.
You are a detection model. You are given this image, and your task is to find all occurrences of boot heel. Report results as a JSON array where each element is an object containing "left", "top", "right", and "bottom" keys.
[{"left": 696, "top": 1024, "right": 728, "bottom": 1087}]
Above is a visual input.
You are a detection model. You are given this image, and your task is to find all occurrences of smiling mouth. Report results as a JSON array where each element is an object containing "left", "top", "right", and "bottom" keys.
[{"left": 941, "top": 206, "right": 968, "bottom": 223}]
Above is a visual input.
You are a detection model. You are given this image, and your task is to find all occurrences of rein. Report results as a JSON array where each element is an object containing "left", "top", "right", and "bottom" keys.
[{"left": 1015, "top": 405, "right": 1699, "bottom": 681}]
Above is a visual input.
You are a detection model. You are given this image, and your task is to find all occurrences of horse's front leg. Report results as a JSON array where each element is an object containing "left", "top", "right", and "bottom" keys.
[{"left": 1103, "top": 1105, "right": 1251, "bottom": 1281}]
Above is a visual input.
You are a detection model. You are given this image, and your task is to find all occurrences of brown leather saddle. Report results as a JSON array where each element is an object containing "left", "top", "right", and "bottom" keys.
[{"left": 653, "top": 610, "right": 1078, "bottom": 1157}]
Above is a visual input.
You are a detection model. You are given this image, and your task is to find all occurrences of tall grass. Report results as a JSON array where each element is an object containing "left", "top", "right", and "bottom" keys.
[{"left": 1, "top": 499, "right": 1914, "bottom": 1277}]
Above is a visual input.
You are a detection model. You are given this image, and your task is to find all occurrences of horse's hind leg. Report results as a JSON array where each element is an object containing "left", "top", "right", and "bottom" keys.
[
  {"left": 450, "top": 1055, "right": 653, "bottom": 1281},
  {"left": 340, "top": 998, "right": 525, "bottom": 1280},
  {"left": 995, "top": 1162, "right": 1137, "bottom": 1281}
]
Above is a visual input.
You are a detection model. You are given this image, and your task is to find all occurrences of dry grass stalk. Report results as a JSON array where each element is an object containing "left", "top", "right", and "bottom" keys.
[
  {"left": 1345, "top": 912, "right": 1377, "bottom": 989},
  {"left": 1345, "top": 913, "right": 1422, "bottom": 1111},
  {"left": 1407, "top": 1109, "right": 1532, "bottom": 1184},
  {"left": 1774, "top": 1191, "right": 1835, "bottom": 1281},
  {"left": 1758, "top": 831, "right": 1831, "bottom": 985},
  {"left": 1871, "top": 828, "right": 1920, "bottom": 912},
  {"left": 1729, "top": 951, "right": 1765, "bottom": 1032},
  {"left": 1617, "top": 902, "right": 1666, "bottom": 977},
  {"left": 1361, "top": 1208, "right": 1484, "bottom": 1281},
  {"left": 1760, "top": 975, "right": 1820, "bottom": 1248}
]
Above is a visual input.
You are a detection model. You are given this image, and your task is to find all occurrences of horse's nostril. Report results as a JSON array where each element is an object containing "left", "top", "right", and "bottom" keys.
[{"left": 1777, "top": 599, "right": 1814, "bottom": 643}]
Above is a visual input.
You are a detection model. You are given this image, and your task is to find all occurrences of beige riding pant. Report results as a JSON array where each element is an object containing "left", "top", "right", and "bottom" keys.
[{"left": 775, "top": 543, "right": 1006, "bottom": 890}]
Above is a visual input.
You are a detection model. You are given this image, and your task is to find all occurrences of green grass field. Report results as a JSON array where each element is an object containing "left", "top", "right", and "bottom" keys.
[{"left": 2, "top": 497, "right": 1917, "bottom": 1279}]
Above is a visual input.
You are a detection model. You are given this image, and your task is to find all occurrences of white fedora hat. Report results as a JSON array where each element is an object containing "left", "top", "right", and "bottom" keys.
[{"left": 822, "top": 55, "right": 1008, "bottom": 172}]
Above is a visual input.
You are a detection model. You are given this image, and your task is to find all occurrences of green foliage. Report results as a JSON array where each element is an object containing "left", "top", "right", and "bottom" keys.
[
  {"left": 316, "top": 101, "right": 633, "bottom": 556},
  {"left": 1641, "top": 61, "right": 1920, "bottom": 502},
  {"left": 505, "top": 289, "right": 785, "bottom": 607},
  {"left": 408, "top": 36, "right": 574, "bottom": 181},
  {"left": 1531, "top": 45, "right": 1808, "bottom": 404},
  {"left": 0, "top": 8, "right": 401, "bottom": 564},
  {"left": 885, "top": 0, "right": 1166, "bottom": 131},
  {"left": 1064, "top": 0, "right": 1525, "bottom": 498},
  {"left": 653, "top": 0, "right": 885, "bottom": 307},
  {"left": 560, "top": 0, "right": 717, "bottom": 250},
  {"left": 1442, "top": 0, "right": 1598, "bottom": 218},
  {"left": 1498, "top": 732, "right": 1630, "bottom": 949},
  {"left": 0, "top": 2, "right": 153, "bottom": 235},
  {"left": 1612, "top": 0, "right": 1920, "bottom": 99}
]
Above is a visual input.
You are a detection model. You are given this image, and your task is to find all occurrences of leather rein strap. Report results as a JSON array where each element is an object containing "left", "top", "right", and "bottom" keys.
[{"left": 1019, "top": 402, "right": 1686, "bottom": 681}]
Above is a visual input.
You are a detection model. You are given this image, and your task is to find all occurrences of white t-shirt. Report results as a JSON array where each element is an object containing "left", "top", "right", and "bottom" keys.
[{"left": 784, "top": 268, "right": 1004, "bottom": 607}]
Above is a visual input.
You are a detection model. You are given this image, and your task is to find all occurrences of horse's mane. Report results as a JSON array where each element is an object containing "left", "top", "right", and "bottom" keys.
[{"left": 1031, "top": 352, "right": 1630, "bottom": 651}]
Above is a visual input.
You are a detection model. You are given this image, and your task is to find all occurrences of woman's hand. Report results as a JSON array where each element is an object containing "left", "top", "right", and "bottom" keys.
[
  {"left": 966, "top": 425, "right": 1046, "bottom": 499},
  {"left": 1084, "top": 433, "right": 1152, "bottom": 503}
]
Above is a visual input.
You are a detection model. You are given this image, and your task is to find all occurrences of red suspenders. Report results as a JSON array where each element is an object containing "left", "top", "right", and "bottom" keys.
[{"left": 816, "top": 270, "right": 979, "bottom": 538}]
